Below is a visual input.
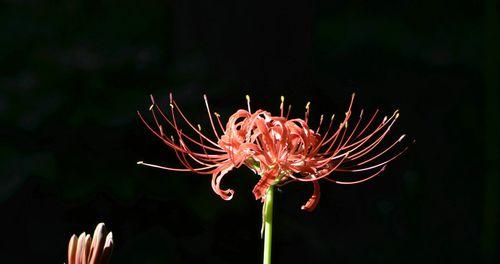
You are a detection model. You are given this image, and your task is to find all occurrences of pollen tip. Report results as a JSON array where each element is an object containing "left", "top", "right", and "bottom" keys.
[
  {"left": 149, "top": 104, "right": 154, "bottom": 111},
  {"left": 214, "top": 112, "right": 220, "bottom": 117},
  {"left": 203, "top": 94, "right": 208, "bottom": 100},
  {"left": 331, "top": 114, "right": 335, "bottom": 120},
  {"left": 197, "top": 124, "right": 202, "bottom": 131},
  {"left": 137, "top": 161, "right": 144, "bottom": 165},
  {"left": 305, "top": 101, "right": 311, "bottom": 110},
  {"left": 246, "top": 94, "right": 250, "bottom": 101},
  {"left": 396, "top": 113, "right": 400, "bottom": 119},
  {"left": 280, "top": 95, "right": 284, "bottom": 102},
  {"left": 169, "top": 103, "right": 174, "bottom": 109},
  {"left": 399, "top": 134, "right": 406, "bottom": 141}
]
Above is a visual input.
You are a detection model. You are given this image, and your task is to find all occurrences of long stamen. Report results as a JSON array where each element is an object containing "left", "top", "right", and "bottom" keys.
[
  {"left": 337, "top": 146, "right": 408, "bottom": 172},
  {"left": 139, "top": 103, "right": 227, "bottom": 170},
  {"left": 286, "top": 105, "right": 292, "bottom": 119},
  {"left": 322, "top": 118, "right": 349, "bottom": 154},
  {"left": 203, "top": 94, "right": 221, "bottom": 139},
  {"left": 197, "top": 124, "right": 210, "bottom": 159},
  {"left": 356, "top": 109, "right": 379, "bottom": 139},
  {"left": 171, "top": 99, "right": 221, "bottom": 147},
  {"left": 355, "top": 134, "right": 406, "bottom": 166},
  {"left": 136, "top": 161, "right": 216, "bottom": 173},
  {"left": 316, "top": 114, "right": 324, "bottom": 134},
  {"left": 280, "top": 96, "right": 285, "bottom": 117},
  {"left": 309, "top": 114, "right": 335, "bottom": 156},
  {"left": 336, "top": 110, "right": 363, "bottom": 151},
  {"left": 137, "top": 111, "right": 190, "bottom": 154},
  {"left": 178, "top": 138, "right": 226, "bottom": 167},
  {"left": 288, "top": 152, "right": 350, "bottom": 182},
  {"left": 347, "top": 111, "right": 399, "bottom": 160},
  {"left": 319, "top": 96, "right": 355, "bottom": 153},
  {"left": 246, "top": 95, "right": 251, "bottom": 112},
  {"left": 327, "top": 165, "right": 386, "bottom": 184},
  {"left": 341, "top": 110, "right": 398, "bottom": 152},
  {"left": 305, "top": 101, "right": 311, "bottom": 124},
  {"left": 214, "top": 112, "right": 226, "bottom": 132},
  {"left": 153, "top": 104, "right": 224, "bottom": 152}
]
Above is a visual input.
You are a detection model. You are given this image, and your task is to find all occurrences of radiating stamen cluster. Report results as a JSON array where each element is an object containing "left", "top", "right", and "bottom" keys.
[{"left": 138, "top": 93, "right": 409, "bottom": 211}]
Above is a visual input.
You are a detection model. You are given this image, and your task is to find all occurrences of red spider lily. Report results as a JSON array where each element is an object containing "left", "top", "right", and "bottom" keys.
[{"left": 137, "top": 93, "right": 409, "bottom": 211}]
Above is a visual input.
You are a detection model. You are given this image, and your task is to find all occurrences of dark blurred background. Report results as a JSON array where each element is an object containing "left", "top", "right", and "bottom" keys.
[{"left": 1, "top": 0, "right": 498, "bottom": 263}]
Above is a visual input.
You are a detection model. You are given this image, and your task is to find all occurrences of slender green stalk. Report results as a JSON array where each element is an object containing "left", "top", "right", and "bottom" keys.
[{"left": 263, "top": 185, "right": 274, "bottom": 264}]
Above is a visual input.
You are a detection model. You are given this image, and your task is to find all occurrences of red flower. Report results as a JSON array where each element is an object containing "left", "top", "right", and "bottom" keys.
[{"left": 138, "top": 93, "right": 409, "bottom": 211}]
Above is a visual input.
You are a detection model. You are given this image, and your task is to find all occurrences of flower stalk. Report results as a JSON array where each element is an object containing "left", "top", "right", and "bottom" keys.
[{"left": 263, "top": 185, "right": 274, "bottom": 264}]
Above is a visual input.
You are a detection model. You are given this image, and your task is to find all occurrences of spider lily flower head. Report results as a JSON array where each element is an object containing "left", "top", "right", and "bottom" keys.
[
  {"left": 138, "top": 93, "right": 409, "bottom": 211},
  {"left": 67, "top": 223, "right": 113, "bottom": 264},
  {"left": 246, "top": 94, "right": 409, "bottom": 211}
]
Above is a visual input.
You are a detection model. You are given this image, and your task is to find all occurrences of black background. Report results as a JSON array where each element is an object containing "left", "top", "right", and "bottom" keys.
[{"left": 1, "top": 0, "right": 498, "bottom": 263}]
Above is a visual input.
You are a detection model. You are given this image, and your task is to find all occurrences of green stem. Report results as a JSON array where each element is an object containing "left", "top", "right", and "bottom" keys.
[{"left": 263, "top": 185, "right": 274, "bottom": 264}]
